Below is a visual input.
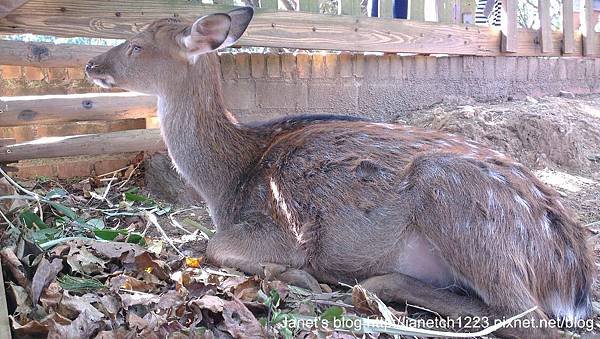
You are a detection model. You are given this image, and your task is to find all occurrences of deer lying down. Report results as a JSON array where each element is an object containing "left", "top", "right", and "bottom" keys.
[{"left": 86, "top": 7, "right": 594, "bottom": 338}]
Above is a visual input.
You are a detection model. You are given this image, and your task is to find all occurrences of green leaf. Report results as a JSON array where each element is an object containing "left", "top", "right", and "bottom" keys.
[
  {"left": 58, "top": 275, "right": 104, "bottom": 292},
  {"left": 20, "top": 210, "right": 49, "bottom": 229},
  {"left": 319, "top": 306, "right": 344, "bottom": 323},
  {"left": 46, "top": 188, "right": 68, "bottom": 199},
  {"left": 32, "top": 228, "right": 60, "bottom": 243},
  {"left": 93, "top": 228, "right": 127, "bottom": 241},
  {"left": 126, "top": 233, "right": 145, "bottom": 245},
  {"left": 48, "top": 202, "right": 78, "bottom": 220},
  {"left": 86, "top": 218, "right": 105, "bottom": 229},
  {"left": 124, "top": 192, "right": 155, "bottom": 205}
]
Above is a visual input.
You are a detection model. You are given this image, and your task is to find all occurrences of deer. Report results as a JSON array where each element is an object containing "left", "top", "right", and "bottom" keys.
[{"left": 86, "top": 7, "right": 595, "bottom": 338}]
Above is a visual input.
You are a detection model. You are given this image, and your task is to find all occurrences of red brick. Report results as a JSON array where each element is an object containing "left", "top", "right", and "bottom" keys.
[
  {"left": 353, "top": 54, "right": 365, "bottom": 78},
  {"left": 23, "top": 66, "right": 45, "bottom": 81},
  {"left": 1, "top": 65, "right": 22, "bottom": 79},
  {"left": 339, "top": 52, "right": 353, "bottom": 78},
  {"left": 266, "top": 54, "right": 281, "bottom": 78},
  {"left": 219, "top": 53, "right": 236, "bottom": 80},
  {"left": 250, "top": 53, "right": 266, "bottom": 78},
  {"left": 56, "top": 161, "right": 93, "bottom": 178},
  {"left": 47, "top": 68, "right": 68, "bottom": 81},
  {"left": 325, "top": 54, "right": 338, "bottom": 78},
  {"left": 297, "top": 53, "right": 311, "bottom": 79},
  {"left": 234, "top": 53, "right": 251, "bottom": 79},
  {"left": 311, "top": 54, "right": 326, "bottom": 78},
  {"left": 281, "top": 54, "right": 296, "bottom": 79},
  {"left": 93, "top": 158, "right": 131, "bottom": 176},
  {"left": 67, "top": 67, "right": 86, "bottom": 80}
]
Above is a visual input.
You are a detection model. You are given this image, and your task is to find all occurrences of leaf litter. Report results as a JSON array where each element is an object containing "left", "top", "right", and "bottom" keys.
[{"left": 0, "top": 161, "right": 542, "bottom": 338}]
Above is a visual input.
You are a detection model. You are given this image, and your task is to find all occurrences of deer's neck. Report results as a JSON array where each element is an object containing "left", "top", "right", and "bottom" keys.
[{"left": 156, "top": 54, "right": 259, "bottom": 212}]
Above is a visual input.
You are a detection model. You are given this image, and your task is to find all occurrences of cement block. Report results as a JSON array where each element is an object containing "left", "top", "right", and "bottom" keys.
[
  {"left": 256, "top": 81, "right": 307, "bottom": 109},
  {"left": 235, "top": 53, "right": 251, "bottom": 79}
]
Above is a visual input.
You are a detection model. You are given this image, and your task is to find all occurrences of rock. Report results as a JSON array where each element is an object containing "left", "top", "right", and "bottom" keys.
[
  {"left": 144, "top": 152, "right": 202, "bottom": 205},
  {"left": 559, "top": 91, "right": 575, "bottom": 99}
]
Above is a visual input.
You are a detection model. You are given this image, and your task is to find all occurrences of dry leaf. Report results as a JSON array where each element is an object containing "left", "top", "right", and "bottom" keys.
[
  {"left": 1, "top": 248, "right": 30, "bottom": 289},
  {"left": 58, "top": 292, "right": 105, "bottom": 322},
  {"left": 120, "top": 292, "right": 160, "bottom": 308},
  {"left": 39, "top": 282, "right": 62, "bottom": 310},
  {"left": 351, "top": 285, "right": 382, "bottom": 317},
  {"left": 67, "top": 246, "right": 106, "bottom": 275},
  {"left": 134, "top": 252, "right": 170, "bottom": 280},
  {"left": 48, "top": 308, "right": 105, "bottom": 339},
  {"left": 109, "top": 274, "right": 156, "bottom": 293},
  {"left": 190, "top": 295, "right": 225, "bottom": 313},
  {"left": 221, "top": 298, "right": 263, "bottom": 338},
  {"left": 184, "top": 256, "right": 202, "bottom": 268},
  {"left": 31, "top": 257, "right": 63, "bottom": 304}
]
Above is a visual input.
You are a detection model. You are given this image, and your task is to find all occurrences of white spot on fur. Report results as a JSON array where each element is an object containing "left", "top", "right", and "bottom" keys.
[
  {"left": 269, "top": 178, "right": 301, "bottom": 242},
  {"left": 548, "top": 293, "right": 578, "bottom": 322},
  {"left": 369, "top": 122, "right": 397, "bottom": 129},
  {"left": 542, "top": 212, "right": 551, "bottom": 235},
  {"left": 488, "top": 169, "right": 506, "bottom": 184},
  {"left": 515, "top": 219, "right": 526, "bottom": 235},
  {"left": 513, "top": 194, "right": 531, "bottom": 215},
  {"left": 530, "top": 184, "right": 543, "bottom": 198}
]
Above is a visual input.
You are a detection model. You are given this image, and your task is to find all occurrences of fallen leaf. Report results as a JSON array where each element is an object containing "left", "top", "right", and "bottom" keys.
[
  {"left": 109, "top": 274, "right": 155, "bottom": 293},
  {"left": 221, "top": 298, "right": 263, "bottom": 338},
  {"left": 66, "top": 246, "right": 105, "bottom": 275},
  {"left": 39, "top": 282, "right": 62, "bottom": 310},
  {"left": 190, "top": 295, "right": 225, "bottom": 313},
  {"left": 120, "top": 292, "right": 160, "bottom": 308},
  {"left": 185, "top": 256, "right": 203, "bottom": 268},
  {"left": 0, "top": 248, "right": 30, "bottom": 289},
  {"left": 134, "top": 252, "right": 170, "bottom": 281},
  {"left": 157, "top": 289, "right": 186, "bottom": 311},
  {"left": 48, "top": 308, "right": 105, "bottom": 339},
  {"left": 31, "top": 257, "right": 63, "bottom": 304},
  {"left": 58, "top": 292, "right": 105, "bottom": 322},
  {"left": 8, "top": 283, "right": 33, "bottom": 323},
  {"left": 90, "top": 241, "right": 145, "bottom": 261}
]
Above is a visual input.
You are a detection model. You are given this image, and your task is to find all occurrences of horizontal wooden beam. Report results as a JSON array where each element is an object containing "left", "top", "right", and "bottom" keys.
[
  {"left": 0, "top": 0, "right": 29, "bottom": 18},
  {"left": 0, "top": 129, "right": 164, "bottom": 162},
  {"left": 0, "top": 39, "right": 109, "bottom": 67},
  {"left": 0, "top": 0, "right": 591, "bottom": 56},
  {"left": 0, "top": 92, "right": 156, "bottom": 127}
]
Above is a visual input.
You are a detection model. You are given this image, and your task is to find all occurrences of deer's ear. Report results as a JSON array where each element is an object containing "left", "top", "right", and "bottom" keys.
[
  {"left": 219, "top": 7, "right": 254, "bottom": 48},
  {"left": 182, "top": 13, "right": 232, "bottom": 58}
]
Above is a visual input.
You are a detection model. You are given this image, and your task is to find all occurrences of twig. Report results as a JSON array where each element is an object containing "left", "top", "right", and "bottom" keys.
[
  {"left": 117, "top": 162, "right": 140, "bottom": 190},
  {"left": 142, "top": 211, "right": 184, "bottom": 257},
  {"left": 0, "top": 167, "right": 42, "bottom": 200}
]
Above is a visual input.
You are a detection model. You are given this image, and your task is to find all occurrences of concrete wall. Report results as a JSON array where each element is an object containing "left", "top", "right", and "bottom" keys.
[{"left": 220, "top": 53, "right": 600, "bottom": 123}]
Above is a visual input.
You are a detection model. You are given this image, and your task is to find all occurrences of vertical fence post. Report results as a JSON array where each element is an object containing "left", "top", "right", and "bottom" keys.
[
  {"left": 410, "top": 0, "right": 425, "bottom": 20},
  {"left": 581, "top": 0, "right": 595, "bottom": 56},
  {"left": 261, "top": 0, "right": 278, "bottom": 10},
  {"left": 501, "top": 0, "right": 517, "bottom": 52},
  {"left": 379, "top": 0, "right": 393, "bottom": 18},
  {"left": 340, "top": 0, "right": 361, "bottom": 15},
  {"left": 437, "top": 0, "right": 458, "bottom": 23},
  {"left": 562, "top": 0, "right": 574, "bottom": 54},
  {"left": 538, "top": 0, "right": 553, "bottom": 53},
  {"left": 299, "top": 0, "right": 320, "bottom": 12}
]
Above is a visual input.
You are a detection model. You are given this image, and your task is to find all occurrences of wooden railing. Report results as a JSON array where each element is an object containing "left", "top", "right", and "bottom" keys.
[{"left": 0, "top": 0, "right": 597, "bottom": 57}]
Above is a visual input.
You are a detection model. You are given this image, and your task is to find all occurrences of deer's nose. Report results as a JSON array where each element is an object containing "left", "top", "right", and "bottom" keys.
[{"left": 85, "top": 62, "right": 96, "bottom": 73}]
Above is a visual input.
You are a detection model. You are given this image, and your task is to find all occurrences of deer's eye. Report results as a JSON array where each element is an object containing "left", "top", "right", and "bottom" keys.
[{"left": 131, "top": 44, "right": 142, "bottom": 53}]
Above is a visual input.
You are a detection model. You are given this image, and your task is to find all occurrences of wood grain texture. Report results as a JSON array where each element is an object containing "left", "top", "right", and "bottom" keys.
[
  {"left": 581, "top": 0, "right": 595, "bottom": 56},
  {"left": 501, "top": 0, "right": 517, "bottom": 52},
  {"left": 0, "top": 138, "right": 15, "bottom": 147},
  {"left": 0, "top": 0, "right": 592, "bottom": 56},
  {"left": 0, "top": 93, "right": 156, "bottom": 127},
  {"left": 562, "top": 0, "right": 574, "bottom": 54},
  {"left": 0, "top": 128, "right": 164, "bottom": 162},
  {"left": 437, "top": 0, "right": 457, "bottom": 23},
  {"left": 537, "top": 0, "right": 552, "bottom": 53},
  {"left": 0, "top": 0, "right": 29, "bottom": 18},
  {"left": 0, "top": 39, "right": 109, "bottom": 67}
]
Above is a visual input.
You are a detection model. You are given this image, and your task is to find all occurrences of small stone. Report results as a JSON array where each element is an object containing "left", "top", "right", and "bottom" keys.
[
  {"left": 559, "top": 91, "right": 575, "bottom": 99},
  {"left": 526, "top": 96, "right": 539, "bottom": 104}
]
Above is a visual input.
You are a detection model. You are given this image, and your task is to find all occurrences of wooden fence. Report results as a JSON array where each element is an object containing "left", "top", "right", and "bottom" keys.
[{"left": 1, "top": 0, "right": 600, "bottom": 172}]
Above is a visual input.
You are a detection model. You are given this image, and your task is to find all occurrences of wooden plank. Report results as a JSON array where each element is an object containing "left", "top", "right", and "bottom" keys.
[
  {"left": 437, "top": 0, "right": 457, "bottom": 23},
  {"left": 0, "top": 259, "right": 10, "bottom": 339},
  {"left": 538, "top": 0, "right": 552, "bottom": 53},
  {"left": 501, "top": 0, "right": 517, "bottom": 52},
  {"left": 261, "top": 0, "right": 277, "bottom": 10},
  {"left": 410, "top": 0, "right": 425, "bottom": 21},
  {"left": 0, "top": 0, "right": 29, "bottom": 18},
  {"left": 581, "top": 0, "right": 595, "bottom": 56},
  {"left": 339, "top": 0, "right": 360, "bottom": 16},
  {"left": 562, "top": 0, "right": 574, "bottom": 54},
  {"left": 0, "top": 129, "right": 164, "bottom": 162},
  {"left": 0, "top": 0, "right": 591, "bottom": 56},
  {"left": 0, "top": 138, "right": 15, "bottom": 147},
  {"left": 0, "top": 39, "right": 109, "bottom": 67},
  {"left": 299, "top": 0, "right": 319, "bottom": 12},
  {"left": 0, "top": 93, "right": 156, "bottom": 127},
  {"left": 379, "top": 0, "right": 393, "bottom": 18}
]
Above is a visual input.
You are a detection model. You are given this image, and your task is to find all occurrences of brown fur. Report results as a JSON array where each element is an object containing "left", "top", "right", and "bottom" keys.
[{"left": 86, "top": 10, "right": 595, "bottom": 338}]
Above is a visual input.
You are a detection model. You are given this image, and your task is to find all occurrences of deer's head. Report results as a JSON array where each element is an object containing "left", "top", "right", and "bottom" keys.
[{"left": 85, "top": 7, "right": 253, "bottom": 94}]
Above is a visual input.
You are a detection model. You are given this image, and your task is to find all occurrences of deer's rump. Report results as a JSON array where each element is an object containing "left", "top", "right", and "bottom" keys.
[{"left": 243, "top": 120, "right": 594, "bottom": 321}]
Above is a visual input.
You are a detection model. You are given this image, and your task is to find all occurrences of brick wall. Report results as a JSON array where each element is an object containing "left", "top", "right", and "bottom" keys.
[
  {"left": 219, "top": 53, "right": 600, "bottom": 123},
  {"left": 2, "top": 53, "right": 600, "bottom": 178}
]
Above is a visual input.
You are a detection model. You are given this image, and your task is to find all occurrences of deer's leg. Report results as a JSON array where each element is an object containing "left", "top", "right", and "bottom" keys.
[
  {"left": 359, "top": 273, "right": 564, "bottom": 339},
  {"left": 206, "top": 221, "right": 321, "bottom": 291}
]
